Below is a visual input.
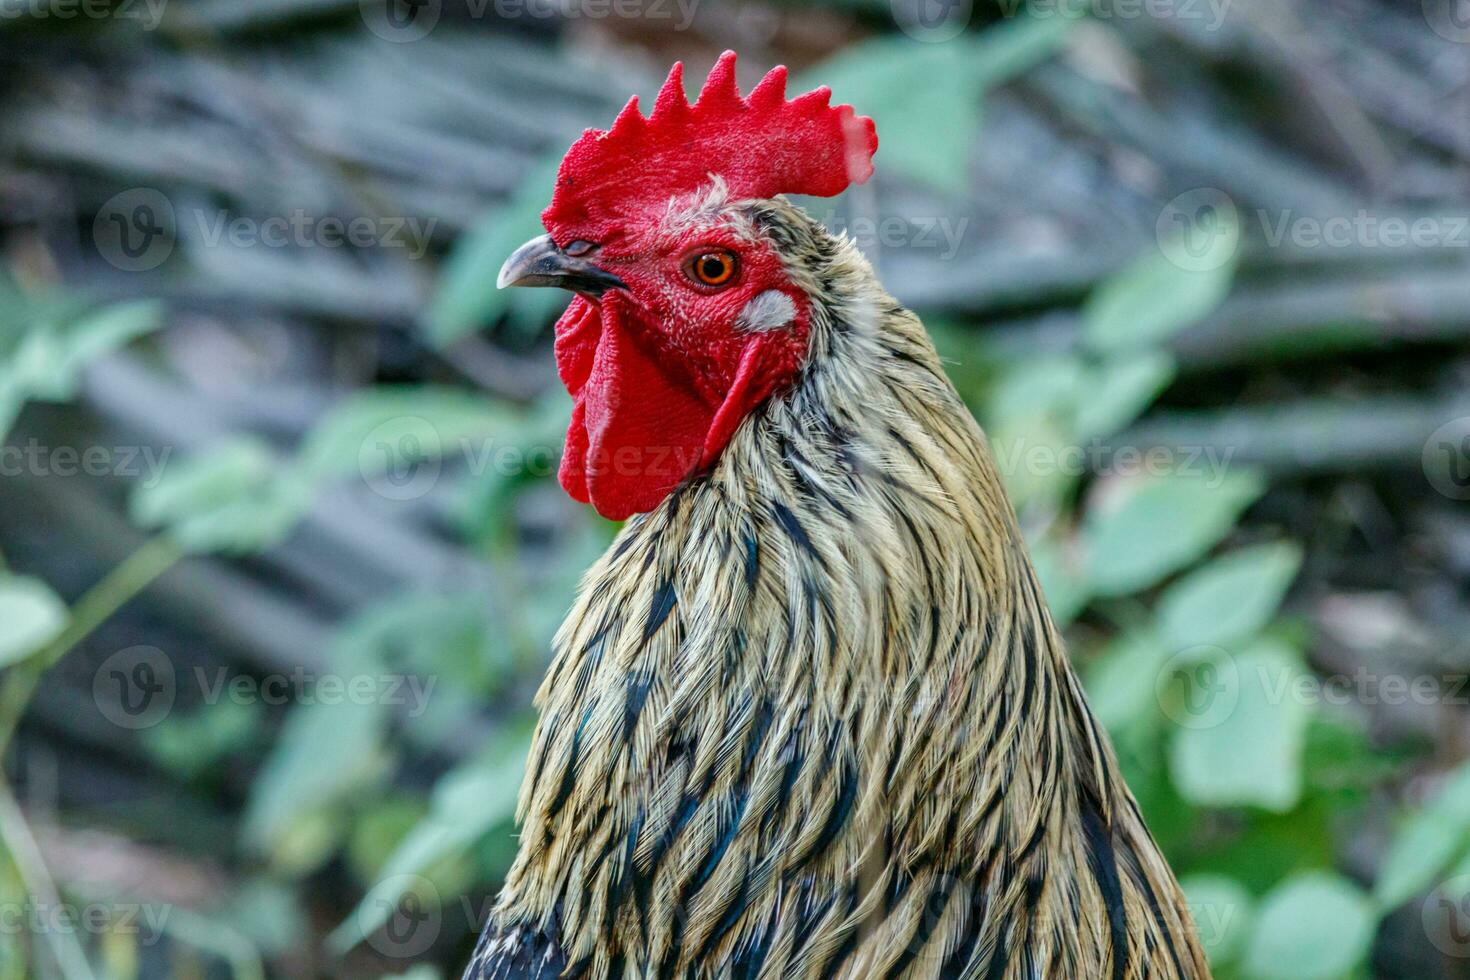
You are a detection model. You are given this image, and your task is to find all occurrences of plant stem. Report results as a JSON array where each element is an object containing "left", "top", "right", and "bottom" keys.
[
  {"left": 0, "top": 537, "right": 182, "bottom": 763},
  {"left": 0, "top": 780, "right": 97, "bottom": 980}
]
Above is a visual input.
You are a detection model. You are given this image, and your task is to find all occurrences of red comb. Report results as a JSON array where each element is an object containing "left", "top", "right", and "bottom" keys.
[{"left": 542, "top": 51, "right": 878, "bottom": 239}]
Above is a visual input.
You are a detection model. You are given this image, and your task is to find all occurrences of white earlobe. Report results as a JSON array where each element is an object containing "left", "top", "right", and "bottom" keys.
[{"left": 736, "top": 290, "right": 797, "bottom": 332}]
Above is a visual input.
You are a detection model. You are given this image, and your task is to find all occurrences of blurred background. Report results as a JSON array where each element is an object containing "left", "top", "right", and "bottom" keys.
[{"left": 1, "top": 0, "right": 1469, "bottom": 977}]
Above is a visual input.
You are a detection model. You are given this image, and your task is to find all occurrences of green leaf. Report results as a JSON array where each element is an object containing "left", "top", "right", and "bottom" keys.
[
  {"left": 347, "top": 796, "right": 430, "bottom": 882},
  {"left": 134, "top": 390, "right": 524, "bottom": 555},
  {"left": 813, "top": 40, "right": 979, "bottom": 192},
  {"left": 1082, "top": 469, "right": 1265, "bottom": 596},
  {"left": 811, "top": 17, "right": 1073, "bottom": 192},
  {"left": 1240, "top": 872, "right": 1375, "bottom": 980},
  {"left": 983, "top": 356, "right": 1089, "bottom": 506},
  {"left": 1440, "top": 848, "right": 1470, "bottom": 902},
  {"left": 242, "top": 696, "right": 392, "bottom": 867},
  {"left": 1073, "top": 351, "right": 1176, "bottom": 439},
  {"left": 1026, "top": 534, "right": 1091, "bottom": 628},
  {"left": 131, "top": 438, "right": 276, "bottom": 529},
  {"left": 142, "top": 700, "right": 260, "bottom": 779},
  {"left": 42, "top": 301, "right": 165, "bottom": 400},
  {"left": 0, "top": 577, "right": 69, "bottom": 667},
  {"left": 427, "top": 157, "right": 562, "bottom": 347},
  {"left": 0, "top": 299, "right": 164, "bottom": 440},
  {"left": 297, "top": 386, "right": 517, "bottom": 483},
  {"left": 1431, "top": 759, "right": 1470, "bottom": 818},
  {"left": 1082, "top": 238, "right": 1238, "bottom": 353},
  {"left": 1181, "top": 874, "right": 1253, "bottom": 967},
  {"left": 212, "top": 880, "right": 306, "bottom": 958},
  {"left": 1085, "top": 629, "right": 1172, "bottom": 732},
  {"left": 1168, "top": 639, "right": 1312, "bottom": 812},
  {"left": 1374, "top": 761, "right": 1470, "bottom": 910},
  {"left": 1374, "top": 808, "right": 1470, "bottom": 913},
  {"left": 968, "top": 13, "right": 1081, "bottom": 90},
  {"left": 984, "top": 355, "right": 1084, "bottom": 434},
  {"left": 5, "top": 301, "right": 164, "bottom": 403},
  {"left": 131, "top": 438, "right": 303, "bottom": 555},
  {"left": 0, "top": 394, "right": 20, "bottom": 443},
  {"left": 378, "top": 968, "right": 441, "bottom": 980},
  {"left": 165, "top": 491, "right": 308, "bottom": 556},
  {"left": 329, "top": 733, "right": 529, "bottom": 954},
  {"left": 1157, "top": 542, "right": 1303, "bottom": 650}
]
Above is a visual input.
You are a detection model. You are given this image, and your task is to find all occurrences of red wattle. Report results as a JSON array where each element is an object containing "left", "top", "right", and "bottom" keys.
[
  {"left": 558, "top": 399, "right": 591, "bottom": 505},
  {"left": 554, "top": 299, "right": 714, "bottom": 521}
]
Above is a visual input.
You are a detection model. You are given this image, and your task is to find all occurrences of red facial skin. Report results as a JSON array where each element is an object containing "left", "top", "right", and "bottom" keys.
[
  {"left": 551, "top": 222, "right": 809, "bottom": 521},
  {"left": 534, "top": 51, "right": 875, "bottom": 520}
]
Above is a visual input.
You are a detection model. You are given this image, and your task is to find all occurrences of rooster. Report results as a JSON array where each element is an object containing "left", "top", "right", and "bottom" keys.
[{"left": 467, "top": 52, "right": 1210, "bottom": 980}]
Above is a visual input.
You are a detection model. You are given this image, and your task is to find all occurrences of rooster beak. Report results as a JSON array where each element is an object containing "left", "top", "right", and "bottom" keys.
[{"left": 497, "top": 234, "right": 626, "bottom": 296}]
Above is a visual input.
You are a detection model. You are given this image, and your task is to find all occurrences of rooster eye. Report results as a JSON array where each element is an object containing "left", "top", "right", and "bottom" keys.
[
  {"left": 563, "top": 239, "right": 596, "bottom": 257},
  {"left": 684, "top": 250, "right": 739, "bottom": 288}
]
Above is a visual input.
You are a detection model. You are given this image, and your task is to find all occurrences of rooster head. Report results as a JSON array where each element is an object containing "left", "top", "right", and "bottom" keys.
[{"left": 498, "top": 51, "right": 878, "bottom": 520}]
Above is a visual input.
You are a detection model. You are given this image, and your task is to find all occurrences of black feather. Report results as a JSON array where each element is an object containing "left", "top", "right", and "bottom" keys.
[{"left": 462, "top": 919, "right": 566, "bottom": 980}]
